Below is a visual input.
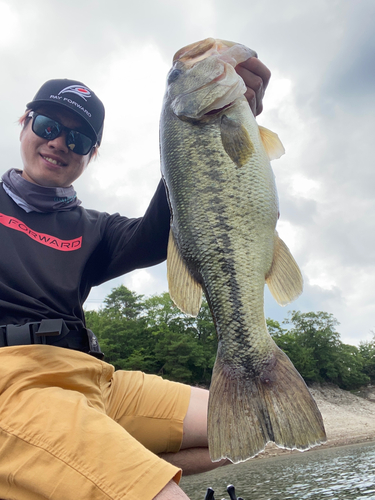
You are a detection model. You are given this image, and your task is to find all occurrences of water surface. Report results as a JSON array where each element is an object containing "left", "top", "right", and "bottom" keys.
[{"left": 180, "top": 441, "right": 375, "bottom": 500}]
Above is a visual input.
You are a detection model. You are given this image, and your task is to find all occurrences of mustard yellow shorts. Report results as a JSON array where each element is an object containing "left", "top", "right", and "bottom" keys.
[{"left": 0, "top": 345, "right": 191, "bottom": 500}]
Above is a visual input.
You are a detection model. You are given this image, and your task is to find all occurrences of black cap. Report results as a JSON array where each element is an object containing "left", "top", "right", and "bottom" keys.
[{"left": 26, "top": 79, "right": 105, "bottom": 145}]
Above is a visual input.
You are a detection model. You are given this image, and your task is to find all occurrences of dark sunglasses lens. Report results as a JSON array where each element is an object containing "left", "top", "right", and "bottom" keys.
[
  {"left": 66, "top": 131, "right": 93, "bottom": 156},
  {"left": 32, "top": 114, "right": 93, "bottom": 155},
  {"left": 32, "top": 115, "right": 60, "bottom": 140}
]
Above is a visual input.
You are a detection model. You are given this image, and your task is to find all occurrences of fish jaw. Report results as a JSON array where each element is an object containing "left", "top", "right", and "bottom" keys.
[
  {"left": 173, "top": 38, "right": 257, "bottom": 67},
  {"left": 166, "top": 39, "right": 257, "bottom": 120},
  {"left": 170, "top": 64, "right": 246, "bottom": 119}
]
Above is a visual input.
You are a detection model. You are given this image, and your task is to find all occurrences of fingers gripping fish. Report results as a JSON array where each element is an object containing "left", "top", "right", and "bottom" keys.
[{"left": 160, "top": 38, "right": 326, "bottom": 463}]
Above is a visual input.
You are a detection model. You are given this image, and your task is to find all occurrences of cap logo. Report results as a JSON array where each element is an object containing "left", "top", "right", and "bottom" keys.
[{"left": 58, "top": 85, "right": 92, "bottom": 102}]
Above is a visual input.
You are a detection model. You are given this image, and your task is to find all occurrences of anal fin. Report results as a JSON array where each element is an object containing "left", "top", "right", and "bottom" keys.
[{"left": 266, "top": 231, "right": 303, "bottom": 306}]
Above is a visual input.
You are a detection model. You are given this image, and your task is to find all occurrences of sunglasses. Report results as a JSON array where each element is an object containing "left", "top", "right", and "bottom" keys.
[{"left": 29, "top": 112, "right": 96, "bottom": 156}]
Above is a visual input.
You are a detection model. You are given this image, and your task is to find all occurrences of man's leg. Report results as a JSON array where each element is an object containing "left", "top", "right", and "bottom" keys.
[
  {"left": 154, "top": 480, "right": 190, "bottom": 500},
  {"left": 181, "top": 386, "right": 209, "bottom": 449},
  {"left": 158, "top": 387, "right": 230, "bottom": 475},
  {"left": 107, "top": 373, "right": 230, "bottom": 476},
  {"left": 0, "top": 346, "right": 181, "bottom": 500}
]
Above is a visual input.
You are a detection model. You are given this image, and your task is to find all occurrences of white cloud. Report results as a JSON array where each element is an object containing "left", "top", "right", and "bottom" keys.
[
  {"left": 0, "top": 2, "right": 19, "bottom": 48},
  {"left": 290, "top": 176, "right": 320, "bottom": 200},
  {"left": 1, "top": 0, "right": 374, "bottom": 346},
  {"left": 122, "top": 269, "right": 157, "bottom": 295}
]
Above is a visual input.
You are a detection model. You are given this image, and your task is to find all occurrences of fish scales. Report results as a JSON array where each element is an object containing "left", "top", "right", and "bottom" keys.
[
  {"left": 164, "top": 100, "right": 277, "bottom": 370},
  {"left": 160, "top": 38, "right": 326, "bottom": 463}
]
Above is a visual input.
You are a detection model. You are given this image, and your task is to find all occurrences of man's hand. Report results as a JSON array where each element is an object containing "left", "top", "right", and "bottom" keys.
[{"left": 235, "top": 57, "right": 271, "bottom": 116}]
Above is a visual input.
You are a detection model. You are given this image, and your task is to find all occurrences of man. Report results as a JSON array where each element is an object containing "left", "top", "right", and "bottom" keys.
[{"left": 0, "top": 56, "right": 270, "bottom": 500}]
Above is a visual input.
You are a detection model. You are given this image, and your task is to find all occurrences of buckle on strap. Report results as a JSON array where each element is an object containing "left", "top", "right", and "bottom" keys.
[
  {"left": 0, "top": 319, "right": 69, "bottom": 347},
  {"left": 0, "top": 320, "right": 104, "bottom": 359},
  {"left": 86, "top": 328, "right": 104, "bottom": 360},
  {"left": 4, "top": 323, "right": 36, "bottom": 346},
  {"left": 35, "top": 319, "right": 69, "bottom": 337}
]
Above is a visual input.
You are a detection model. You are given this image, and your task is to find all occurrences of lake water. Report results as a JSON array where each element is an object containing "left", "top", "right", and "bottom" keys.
[{"left": 180, "top": 441, "right": 375, "bottom": 500}]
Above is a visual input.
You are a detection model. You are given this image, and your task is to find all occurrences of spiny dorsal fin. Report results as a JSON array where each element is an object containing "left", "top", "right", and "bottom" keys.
[
  {"left": 220, "top": 115, "right": 254, "bottom": 167},
  {"left": 167, "top": 230, "right": 203, "bottom": 316},
  {"left": 259, "top": 126, "right": 285, "bottom": 161},
  {"left": 266, "top": 231, "right": 303, "bottom": 306}
]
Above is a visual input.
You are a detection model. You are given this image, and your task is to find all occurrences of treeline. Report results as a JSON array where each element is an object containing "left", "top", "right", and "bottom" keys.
[{"left": 85, "top": 285, "right": 375, "bottom": 390}]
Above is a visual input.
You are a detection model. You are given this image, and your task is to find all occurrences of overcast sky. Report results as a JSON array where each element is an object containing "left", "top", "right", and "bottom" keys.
[{"left": 1, "top": 0, "right": 374, "bottom": 346}]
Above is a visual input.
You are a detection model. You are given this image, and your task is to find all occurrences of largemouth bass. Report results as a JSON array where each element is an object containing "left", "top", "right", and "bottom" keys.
[{"left": 160, "top": 38, "right": 326, "bottom": 463}]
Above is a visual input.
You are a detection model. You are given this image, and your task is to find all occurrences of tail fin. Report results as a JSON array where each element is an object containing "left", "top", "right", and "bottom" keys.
[{"left": 208, "top": 347, "right": 326, "bottom": 463}]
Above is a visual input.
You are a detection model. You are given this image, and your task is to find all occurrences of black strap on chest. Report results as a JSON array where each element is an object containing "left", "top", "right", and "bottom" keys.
[{"left": 0, "top": 319, "right": 104, "bottom": 360}]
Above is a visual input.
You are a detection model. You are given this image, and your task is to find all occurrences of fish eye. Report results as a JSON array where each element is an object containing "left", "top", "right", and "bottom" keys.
[{"left": 168, "top": 68, "right": 182, "bottom": 84}]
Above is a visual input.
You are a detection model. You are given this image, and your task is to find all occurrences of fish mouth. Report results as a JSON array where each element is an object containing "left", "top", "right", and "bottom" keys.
[
  {"left": 173, "top": 38, "right": 257, "bottom": 67},
  {"left": 171, "top": 60, "right": 244, "bottom": 119},
  {"left": 173, "top": 38, "right": 220, "bottom": 64},
  {"left": 204, "top": 102, "right": 234, "bottom": 116},
  {"left": 170, "top": 38, "right": 256, "bottom": 120},
  {"left": 193, "top": 64, "right": 237, "bottom": 116}
]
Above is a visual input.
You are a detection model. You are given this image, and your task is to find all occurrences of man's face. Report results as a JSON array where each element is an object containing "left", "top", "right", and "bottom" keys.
[{"left": 20, "top": 106, "right": 92, "bottom": 188}]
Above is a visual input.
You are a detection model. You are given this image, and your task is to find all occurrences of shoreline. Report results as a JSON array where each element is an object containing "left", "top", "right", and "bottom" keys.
[{"left": 253, "top": 434, "right": 375, "bottom": 461}]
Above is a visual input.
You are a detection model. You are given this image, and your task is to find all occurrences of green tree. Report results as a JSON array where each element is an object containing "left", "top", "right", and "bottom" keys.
[
  {"left": 336, "top": 343, "right": 369, "bottom": 389},
  {"left": 86, "top": 288, "right": 370, "bottom": 390},
  {"left": 266, "top": 318, "right": 285, "bottom": 337},
  {"left": 86, "top": 286, "right": 156, "bottom": 371},
  {"left": 269, "top": 318, "right": 318, "bottom": 381},
  {"left": 193, "top": 300, "right": 217, "bottom": 384},
  {"left": 284, "top": 311, "right": 368, "bottom": 389},
  {"left": 86, "top": 287, "right": 216, "bottom": 381},
  {"left": 285, "top": 311, "right": 341, "bottom": 383},
  {"left": 103, "top": 285, "right": 144, "bottom": 319},
  {"left": 143, "top": 293, "right": 216, "bottom": 385},
  {"left": 359, "top": 334, "right": 375, "bottom": 383}
]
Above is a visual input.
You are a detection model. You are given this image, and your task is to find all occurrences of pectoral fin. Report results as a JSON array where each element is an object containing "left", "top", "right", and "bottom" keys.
[
  {"left": 220, "top": 115, "right": 254, "bottom": 167},
  {"left": 266, "top": 232, "right": 303, "bottom": 306},
  {"left": 167, "top": 230, "right": 203, "bottom": 316},
  {"left": 259, "top": 126, "right": 285, "bottom": 161}
]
